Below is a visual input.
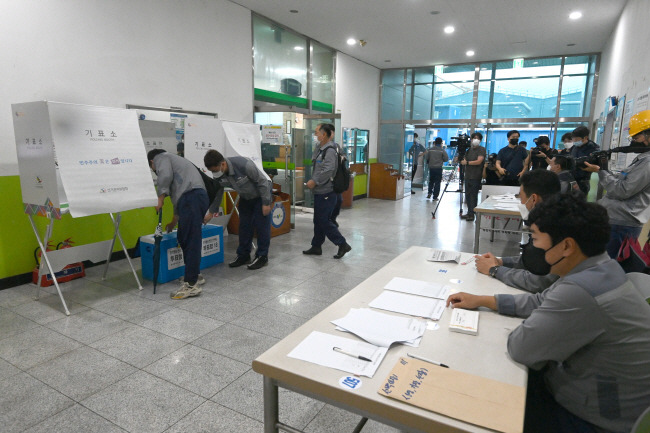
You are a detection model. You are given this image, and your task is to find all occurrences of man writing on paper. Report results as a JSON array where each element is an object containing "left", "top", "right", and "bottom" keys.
[
  {"left": 447, "top": 193, "right": 650, "bottom": 433},
  {"left": 475, "top": 170, "right": 561, "bottom": 293},
  {"left": 204, "top": 149, "right": 272, "bottom": 270},
  {"left": 148, "top": 149, "right": 209, "bottom": 299}
]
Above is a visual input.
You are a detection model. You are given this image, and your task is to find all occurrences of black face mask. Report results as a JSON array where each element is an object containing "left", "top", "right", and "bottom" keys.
[
  {"left": 520, "top": 237, "right": 564, "bottom": 276},
  {"left": 509, "top": 138, "right": 519, "bottom": 145}
]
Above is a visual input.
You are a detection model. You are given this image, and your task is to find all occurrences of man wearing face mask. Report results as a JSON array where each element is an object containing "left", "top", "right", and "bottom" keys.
[
  {"left": 203, "top": 149, "right": 273, "bottom": 270},
  {"left": 447, "top": 193, "right": 650, "bottom": 433},
  {"left": 496, "top": 130, "right": 529, "bottom": 186},
  {"left": 459, "top": 132, "right": 486, "bottom": 221},
  {"left": 569, "top": 126, "right": 599, "bottom": 195},
  {"left": 558, "top": 132, "right": 573, "bottom": 156},
  {"left": 475, "top": 169, "right": 561, "bottom": 292},
  {"left": 582, "top": 110, "right": 650, "bottom": 258},
  {"left": 525, "top": 136, "right": 557, "bottom": 171}
]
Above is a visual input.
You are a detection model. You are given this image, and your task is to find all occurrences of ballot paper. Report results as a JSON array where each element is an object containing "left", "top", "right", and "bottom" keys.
[
  {"left": 369, "top": 291, "right": 446, "bottom": 321},
  {"left": 287, "top": 331, "right": 387, "bottom": 377},
  {"left": 428, "top": 249, "right": 462, "bottom": 263},
  {"left": 448, "top": 308, "right": 479, "bottom": 335},
  {"left": 332, "top": 308, "right": 427, "bottom": 347},
  {"left": 384, "top": 277, "right": 450, "bottom": 300}
]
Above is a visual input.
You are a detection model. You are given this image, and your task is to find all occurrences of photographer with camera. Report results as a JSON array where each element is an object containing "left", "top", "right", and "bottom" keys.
[
  {"left": 483, "top": 153, "right": 501, "bottom": 185},
  {"left": 424, "top": 137, "right": 449, "bottom": 200},
  {"left": 459, "top": 132, "right": 486, "bottom": 221},
  {"left": 525, "top": 136, "right": 557, "bottom": 171},
  {"left": 496, "top": 130, "right": 529, "bottom": 186},
  {"left": 583, "top": 110, "right": 650, "bottom": 258},
  {"left": 570, "top": 126, "right": 599, "bottom": 195}
]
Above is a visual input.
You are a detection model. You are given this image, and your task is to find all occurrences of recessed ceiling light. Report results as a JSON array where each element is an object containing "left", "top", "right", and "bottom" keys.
[
  {"left": 569, "top": 11, "right": 582, "bottom": 20},
  {"left": 430, "top": 10, "right": 440, "bottom": 15},
  {"left": 290, "top": 9, "right": 298, "bottom": 13},
  {"left": 347, "top": 38, "right": 356, "bottom": 45},
  {"left": 294, "top": 46, "right": 304, "bottom": 51},
  {"left": 444, "top": 26, "right": 455, "bottom": 34},
  {"left": 567, "top": 43, "right": 576, "bottom": 46},
  {"left": 466, "top": 50, "right": 475, "bottom": 57}
]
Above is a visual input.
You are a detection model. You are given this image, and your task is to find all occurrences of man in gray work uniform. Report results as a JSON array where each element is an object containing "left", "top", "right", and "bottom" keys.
[
  {"left": 424, "top": 137, "right": 449, "bottom": 200},
  {"left": 448, "top": 193, "right": 650, "bottom": 433},
  {"left": 204, "top": 149, "right": 272, "bottom": 270}
]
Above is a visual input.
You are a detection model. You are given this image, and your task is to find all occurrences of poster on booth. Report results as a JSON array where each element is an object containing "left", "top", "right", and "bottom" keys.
[
  {"left": 14, "top": 101, "right": 159, "bottom": 218},
  {"left": 139, "top": 120, "right": 178, "bottom": 155},
  {"left": 13, "top": 101, "right": 68, "bottom": 218}
]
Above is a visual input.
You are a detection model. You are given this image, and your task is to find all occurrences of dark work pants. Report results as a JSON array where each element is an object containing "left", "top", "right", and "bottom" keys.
[
  {"left": 412, "top": 164, "right": 417, "bottom": 181},
  {"left": 330, "top": 193, "right": 343, "bottom": 223},
  {"left": 577, "top": 178, "right": 591, "bottom": 196},
  {"left": 465, "top": 178, "right": 481, "bottom": 216},
  {"left": 177, "top": 188, "right": 209, "bottom": 286},
  {"left": 312, "top": 192, "right": 346, "bottom": 247},
  {"left": 236, "top": 197, "right": 271, "bottom": 258},
  {"left": 428, "top": 167, "right": 443, "bottom": 198},
  {"left": 607, "top": 224, "right": 643, "bottom": 259}
]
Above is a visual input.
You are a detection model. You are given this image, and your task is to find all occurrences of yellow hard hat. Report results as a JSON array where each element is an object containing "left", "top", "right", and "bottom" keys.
[{"left": 629, "top": 110, "right": 650, "bottom": 136}]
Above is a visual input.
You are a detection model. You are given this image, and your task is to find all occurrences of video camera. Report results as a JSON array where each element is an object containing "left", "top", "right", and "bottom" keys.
[
  {"left": 450, "top": 133, "right": 470, "bottom": 160},
  {"left": 574, "top": 145, "right": 649, "bottom": 170}
]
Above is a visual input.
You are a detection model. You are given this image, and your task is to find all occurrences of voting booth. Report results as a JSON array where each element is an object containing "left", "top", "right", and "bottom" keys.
[
  {"left": 12, "top": 101, "right": 158, "bottom": 314},
  {"left": 138, "top": 119, "right": 178, "bottom": 155}
]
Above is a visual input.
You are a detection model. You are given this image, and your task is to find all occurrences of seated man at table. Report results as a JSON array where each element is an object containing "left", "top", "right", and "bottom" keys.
[
  {"left": 475, "top": 169, "right": 561, "bottom": 293},
  {"left": 447, "top": 193, "right": 650, "bottom": 433}
]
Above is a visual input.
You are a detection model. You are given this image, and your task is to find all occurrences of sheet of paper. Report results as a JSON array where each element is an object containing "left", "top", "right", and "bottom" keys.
[
  {"left": 384, "top": 277, "right": 450, "bottom": 300},
  {"left": 369, "top": 291, "right": 446, "bottom": 321},
  {"left": 335, "top": 326, "right": 423, "bottom": 347},
  {"left": 428, "top": 249, "right": 461, "bottom": 263},
  {"left": 287, "top": 331, "right": 387, "bottom": 377},
  {"left": 332, "top": 308, "right": 426, "bottom": 347}
]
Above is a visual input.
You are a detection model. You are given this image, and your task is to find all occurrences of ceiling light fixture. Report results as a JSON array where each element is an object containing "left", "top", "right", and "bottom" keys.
[
  {"left": 444, "top": 26, "right": 455, "bottom": 34},
  {"left": 466, "top": 50, "right": 475, "bottom": 57},
  {"left": 347, "top": 38, "right": 356, "bottom": 45},
  {"left": 294, "top": 46, "right": 304, "bottom": 51},
  {"left": 569, "top": 11, "right": 582, "bottom": 20}
]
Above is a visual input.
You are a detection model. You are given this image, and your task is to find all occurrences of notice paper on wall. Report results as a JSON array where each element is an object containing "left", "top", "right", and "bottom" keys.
[
  {"left": 378, "top": 357, "right": 525, "bottom": 433},
  {"left": 287, "top": 331, "right": 387, "bottom": 377},
  {"left": 369, "top": 291, "right": 446, "bottom": 321}
]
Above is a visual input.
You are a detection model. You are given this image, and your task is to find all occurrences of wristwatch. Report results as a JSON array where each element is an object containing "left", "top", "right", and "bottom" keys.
[{"left": 489, "top": 266, "right": 499, "bottom": 278}]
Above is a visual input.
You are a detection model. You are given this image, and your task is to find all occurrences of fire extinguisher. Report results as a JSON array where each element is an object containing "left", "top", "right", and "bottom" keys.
[{"left": 32, "top": 238, "right": 86, "bottom": 286}]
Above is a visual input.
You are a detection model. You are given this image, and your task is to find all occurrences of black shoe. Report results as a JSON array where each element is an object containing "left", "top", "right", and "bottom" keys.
[
  {"left": 303, "top": 246, "right": 322, "bottom": 255},
  {"left": 427, "top": 193, "right": 432, "bottom": 198},
  {"left": 432, "top": 197, "right": 438, "bottom": 200},
  {"left": 465, "top": 214, "right": 475, "bottom": 221},
  {"left": 460, "top": 214, "right": 470, "bottom": 219},
  {"left": 411, "top": 191, "right": 416, "bottom": 194},
  {"left": 333, "top": 243, "right": 352, "bottom": 259},
  {"left": 247, "top": 256, "right": 268, "bottom": 270},
  {"left": 229, "top": 255, "right": 251, "bottom": 268}
]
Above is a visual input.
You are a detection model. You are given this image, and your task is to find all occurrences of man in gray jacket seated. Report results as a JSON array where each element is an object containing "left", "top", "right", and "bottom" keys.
[
  {"left": 475, "top": 169, "right": 561, "bottom": 293},
  {"left": 447, "top": 193, "right": 650, "bottom": 433}
]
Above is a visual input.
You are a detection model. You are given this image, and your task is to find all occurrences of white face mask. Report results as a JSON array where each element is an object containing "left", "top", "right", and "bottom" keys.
[
  {"left": 564, "top": 141, "right": 574, "bottom": 149},
  {"left": 471, "top": 139, "right": 481, "bottom": 147},
  {"left": 518, "top": 196, "right": 532, "bottom": 220},
  {"left": 312, "top": 136, "right": 320, "bottom": 146},
  {"left": 212, "top": 170, "right": 224, "bottom": 179}
]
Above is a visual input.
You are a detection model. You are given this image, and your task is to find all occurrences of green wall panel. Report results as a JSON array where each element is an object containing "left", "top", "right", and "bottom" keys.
[{"left": 353, "top": 174, "right": 367, "bottom": 196}]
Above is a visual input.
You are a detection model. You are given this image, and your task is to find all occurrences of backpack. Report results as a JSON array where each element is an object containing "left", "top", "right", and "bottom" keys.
[
  {"left": 324, "top": 146, "right": 350, "bottom": 193},
  {"left": 194, "top": 165, "right": 221, "bottom": 204}
]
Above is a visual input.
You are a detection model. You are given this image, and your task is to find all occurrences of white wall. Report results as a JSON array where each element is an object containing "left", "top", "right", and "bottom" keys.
[
  {"left": 594, "top": 0, "right": 650, "bottom": 123},
  {"left": 335, "top": 53, "right": 380, "bottom": 159},
  {"left": 0, "top": 0, "right": 253, "bottom": 176}
]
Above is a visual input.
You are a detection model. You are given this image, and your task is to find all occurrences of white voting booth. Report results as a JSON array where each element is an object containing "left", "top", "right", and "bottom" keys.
[
  {"left": 184, "top": 118, "right": 270, "bottom": 228},
  {"left": 138, "top": 120, "right": 178, "bottom": 155},
  {"left": 12, "top": 101, "right": 158, "bottom": 315}
]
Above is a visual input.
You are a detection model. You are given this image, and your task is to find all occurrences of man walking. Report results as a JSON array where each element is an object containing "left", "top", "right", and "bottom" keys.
[{"left": 424, "top": 137, "right": 449, "bottom": 200}]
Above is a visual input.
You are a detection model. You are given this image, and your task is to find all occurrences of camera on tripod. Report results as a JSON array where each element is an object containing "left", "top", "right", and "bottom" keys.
[{"left": 450, "top": 134, "right": 470, "bottom": 160}]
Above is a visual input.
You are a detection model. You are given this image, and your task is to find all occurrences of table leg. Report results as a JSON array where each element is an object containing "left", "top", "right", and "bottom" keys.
[
  {"left": 263, "top": 376, "right": 279, "bottom": 433},
  {"left": 474, "top": 212, "right": 481, "bottom": 254}
]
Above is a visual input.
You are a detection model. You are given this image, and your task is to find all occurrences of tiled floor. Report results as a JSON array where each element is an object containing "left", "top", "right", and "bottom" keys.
[{"left": 0, "top": 187, "right": 519, "bottom": 433}]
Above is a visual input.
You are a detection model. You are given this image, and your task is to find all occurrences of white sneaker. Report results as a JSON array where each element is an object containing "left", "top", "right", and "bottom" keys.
[
  {"left": 170, "top": 282, "right": 202, "bottom": 299},
  {"left": 179, "top": 274, "right": 206, "bottom": 285}
]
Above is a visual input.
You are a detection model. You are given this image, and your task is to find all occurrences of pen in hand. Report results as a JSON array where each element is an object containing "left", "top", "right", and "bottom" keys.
[
  {"left": 333, "top": 347, "right": 372, "bottom": 362},
  {"left": 407, "top": 352, "right": 449, "bottom": 368}
]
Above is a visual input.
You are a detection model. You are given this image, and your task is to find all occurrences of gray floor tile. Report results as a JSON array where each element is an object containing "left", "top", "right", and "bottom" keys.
[
  {"left": 93, "top": 294, "right": 172, "bottom": 324},
  {"left": 144, "top": 345, "right": 249, "bottom": 398},
  {"left": 217, "top": 285, "right": 286, "bottom": 306},
  {"left": 177, "top": 293, "right": 257, "bottom": 323},
  {"left": 62, "top": 280, "right": 135, "bottom": 308},
  {"left": 0, "top": 357, "right": 21, "bottom": 380},
  {"left": 305, "top": 404, "right": 403, "bottom": 433},
  {"left": 0, "top": 326, "right": 81, "bottom": 370},
  {"left": 262, "top": 293, "right": 332, "bottom": 319},
  {"left": 164, "top": 401, "right": 263, "bottom": 433},
  {"left": 9, "top": 293, "right": 89, "bottom": 324},
  {"left": 0, "top": 372, "right": 74, "bottom": 433},
  {"left": 46, "top": 309, "right": 132, "bottom": 344},
  {"left": 212, "top": 369, "right": 324, "bottom": 429},
  {"left": 27, "top": 346, "right": 137, "bottom": 401},
  {"left": 0, "top": 307, "right": 40, "bottom": 341},
  {"left": 192, "top": 323, "right": 279, "bottom": 365},
  {"left": 82, "top": 370, "right": 204, "bottom": 433},
  {"left": 236, "top": 272, "right": 306, "bottom": 291},
  {"left": 23, "top": 403, "right": 127, "bottom": 433},
  {"left": 90, "top": 325, "right": 186, "bottom": 369},
  {"left": 288, "top": 281, "right": 352, "bottom": 304},
  {"left": 0, "top": 284, "right": 38, "bottom": 309},
  {"left": 230, "top": 306, "right": 307, "bottom": 339},
  {"left": 141, "top": 308, "right": 224, "bottom": 342}
]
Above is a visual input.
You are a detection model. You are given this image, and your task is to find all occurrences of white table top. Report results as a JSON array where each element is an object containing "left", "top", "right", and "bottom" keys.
[
  {"left": 474, "top": 195, "right": 521, "bottom": 217},
  {"left": 253, "top": 246, "right": 527, "bottom": 433}
]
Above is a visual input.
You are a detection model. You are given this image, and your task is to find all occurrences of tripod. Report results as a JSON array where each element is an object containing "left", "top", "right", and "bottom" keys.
[{"left": 431, "top": 162, "right": 465, "bottom": 219}]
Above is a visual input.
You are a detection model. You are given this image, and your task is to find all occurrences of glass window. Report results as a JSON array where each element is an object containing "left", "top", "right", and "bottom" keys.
[
  {"left": 491, "top": 77, "right": 560, "bottom": 118},
  {"left": 311, "top": 41, "right": 335, "bottom": 112},
  {"left": 253, "top": 16, "right": 307, "bottom": 100},
  {"left": 435, "top": 64, "right": 475, "bottom": 82},
  {"left": 381, "top": 70, "right": 404, "bottom": 120},
  {"left": 414, "top": 67, "right": 434, "bottom": 84},
  {"left": 559, "top": 75, "right": 588, "bottom": 117},
  {"left": 433, "top": 82, "right": 474, "bottom": 119},
  {"left": 495, "top": 57, "right": 562, "bottom": 79},
  {"left": 479, "top": 63, "right": 493, "bottom": 80},
  {"left": 379, "top": 124, "right": 404, "bottom": 172},
  {"left": 563, "top": 55, "right": 594, "bottom": 75},
  {"left": 407, "top": 84, "right": 433, "bottom": 120},
  {"left": 476, "top": 81, "right": 492, "bottom": 119}
]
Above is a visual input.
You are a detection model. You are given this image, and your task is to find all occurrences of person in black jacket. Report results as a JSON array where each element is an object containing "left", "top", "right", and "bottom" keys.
[{"left": 569, "top": 126, "right": 599, "bottom": 195}]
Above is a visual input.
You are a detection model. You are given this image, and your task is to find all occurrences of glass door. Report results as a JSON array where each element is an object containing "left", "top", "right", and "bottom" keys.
[{"left": 302, "top": 114, "right": 342, "bottom": 208}]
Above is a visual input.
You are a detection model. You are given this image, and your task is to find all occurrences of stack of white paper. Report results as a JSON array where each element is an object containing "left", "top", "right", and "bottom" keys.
[
  {"left": 384, "top": 277, "right": 450, "bottom": 299},
  {"left": 287, "top": 331, "right": 387, "bottom": 377},
  {"left": 369, "top": 291, "right": 446, "bottom": 321},
  {"left": 449, "top": 308, "right": 479, "bottom": 335},
  {"left": 332, "top": 308, "right": 426, "bottom": 347},
  {"left": 427, "top": 249, "right": 462, "bottom": 263},
  {"left": 491, "top": 194, "right": 521, "bottom": 211}
]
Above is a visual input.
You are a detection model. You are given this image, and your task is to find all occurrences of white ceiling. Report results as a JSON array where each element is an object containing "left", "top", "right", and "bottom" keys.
[{"left": 231, "top": 0, "right": 627, "bottom": 69}]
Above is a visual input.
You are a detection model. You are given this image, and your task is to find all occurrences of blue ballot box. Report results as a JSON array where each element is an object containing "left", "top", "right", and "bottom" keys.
[{"left": 140, "top": 224, "right": 223, "bottom": 284}]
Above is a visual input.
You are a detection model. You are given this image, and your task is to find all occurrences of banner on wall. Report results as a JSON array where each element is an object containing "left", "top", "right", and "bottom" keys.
[
  {"left": 138, "top": 120, "right": 178, "bottom": 155},
  {"left": 185, "top": 118, "right": 270, "bottom": 181},
  {"left": 12, "top": 101, "right": 158, "bottom": 218}
]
